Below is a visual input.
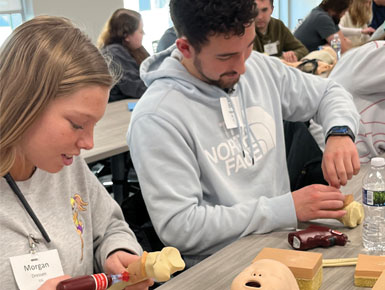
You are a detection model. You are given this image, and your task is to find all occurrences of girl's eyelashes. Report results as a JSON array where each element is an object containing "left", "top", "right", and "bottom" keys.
[{"left": 69, "top": 120, "right": 84, "bottom": 130}]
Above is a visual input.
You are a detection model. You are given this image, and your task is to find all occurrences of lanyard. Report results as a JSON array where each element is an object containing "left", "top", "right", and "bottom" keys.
[{"left": 4, "top": 173, "right": 51, "bottom": 243}]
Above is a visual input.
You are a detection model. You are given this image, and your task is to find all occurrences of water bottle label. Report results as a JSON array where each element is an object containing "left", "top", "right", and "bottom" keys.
[{"left": 362, "top": 188, "right": 385, "bottom": 206}]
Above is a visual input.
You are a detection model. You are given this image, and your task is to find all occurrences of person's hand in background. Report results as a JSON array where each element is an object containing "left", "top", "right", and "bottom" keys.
[
  {"left": 361, "top": 27, "right": 376, "bottom": 35},
  {"left": 282, "top": 51, "right": 298, "bottom": 62}
]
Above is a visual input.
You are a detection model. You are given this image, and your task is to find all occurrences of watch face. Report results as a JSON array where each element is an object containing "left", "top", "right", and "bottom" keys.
[
  {"left": 326, "top": 126, "right": 355, "bottom": 142},
  {"left": 331, "top": 126, "right": 348, "bottom": 133}
]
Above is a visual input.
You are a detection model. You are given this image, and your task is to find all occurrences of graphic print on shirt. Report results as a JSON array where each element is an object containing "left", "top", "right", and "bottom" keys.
[
  {"left": 205, "top": 106, "right": 276, "bottom": 176},
  {"left": 356, "top": 98, "right": 385, "bottom": 164},
  {"left": 71, "top": 194, "right": 88, "bottom": 261}
]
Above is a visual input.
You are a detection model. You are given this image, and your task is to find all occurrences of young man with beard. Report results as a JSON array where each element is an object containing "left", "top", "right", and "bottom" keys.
[
  {"left": 254, "top": 0, "right": 308, "bottom": 62},
  {"left": 127, "top": 0, "right": 360, "bottom": 266},
  {"left": 294, "top": 0, "right": 352, "bottom": 53}
]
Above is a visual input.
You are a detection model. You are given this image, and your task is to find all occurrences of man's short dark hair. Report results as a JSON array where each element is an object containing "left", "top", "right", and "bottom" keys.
[
  {"left": 170, "top": 0, "right": 258, "bottom": 52},
  {"left": 319, "top": 0, "right": 352, "bottom": 14}
]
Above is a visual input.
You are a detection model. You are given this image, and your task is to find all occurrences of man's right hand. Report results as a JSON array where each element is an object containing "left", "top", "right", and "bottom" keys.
[
  {"left": 38, "top": 275, "right": 71, "bottom": 290},
  {"left": 292, "top": 184, "right": 346, "bottom": 221}
]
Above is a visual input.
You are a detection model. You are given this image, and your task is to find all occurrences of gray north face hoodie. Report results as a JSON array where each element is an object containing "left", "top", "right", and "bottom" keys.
[{"left": 127, "top": 45, "right": 359, "bottom": 256}]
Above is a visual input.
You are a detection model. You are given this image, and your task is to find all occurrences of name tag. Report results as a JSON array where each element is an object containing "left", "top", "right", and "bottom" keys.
[
  {"left": 10, "top": 249, "right": 64, "bottom": 290},
  {"left": 264, "top": 41, "right": 279, "bottom": 55},
  {"left": 220, "top": 96, "right": 244, "bottom": 129}
]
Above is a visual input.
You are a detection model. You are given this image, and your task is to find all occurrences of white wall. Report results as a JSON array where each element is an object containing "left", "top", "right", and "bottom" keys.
[
  {"left": 289, "top": 0, "right": 321, "bottom": 30},
  {"left": 31, "top": 0, "right": 123, "bottom": 44}
]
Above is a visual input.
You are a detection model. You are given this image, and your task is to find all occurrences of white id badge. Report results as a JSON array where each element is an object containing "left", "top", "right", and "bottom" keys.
[
  {"left": 264, "top": 42, "right": 279, "bottom": 55},
  {"left": 10, "top": 249, "right": 64, "bottom": 290},
  {"left": 220, "top": 96, "right": 244, "bottom": 129}
]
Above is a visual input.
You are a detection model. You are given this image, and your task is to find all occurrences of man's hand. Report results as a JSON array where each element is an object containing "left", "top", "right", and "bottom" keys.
[
  {"left": 292, "top": 184, "right": 346, "bottom": 221},
  {"left": 104, "top": 250, "right": 154, "bottom": 290},
  {"left": 322, "top": 136, "right": 360, "bottom": 188},
  {"left": 282, "top": 51, "right": 298, "bottom": 63}
]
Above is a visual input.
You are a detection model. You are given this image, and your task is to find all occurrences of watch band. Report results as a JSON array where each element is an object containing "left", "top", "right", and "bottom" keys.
[{"left": 325, "top": 126, "right": 355, "bottom": 143}]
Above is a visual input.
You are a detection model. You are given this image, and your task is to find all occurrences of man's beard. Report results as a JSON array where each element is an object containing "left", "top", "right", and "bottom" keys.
[{"left": 193, "top": 56, "right": 240, "bottom": 89}]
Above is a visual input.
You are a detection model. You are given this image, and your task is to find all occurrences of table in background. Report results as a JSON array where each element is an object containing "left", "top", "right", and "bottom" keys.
[
  {"left": 81, "top": 99, "right": 137, "bottom": 204},
  {"left": 81, "top": 99, "right": 137, "bottom": 163},
  {"left": 158, "top": 165, "right": 372, "bottom": 290}
]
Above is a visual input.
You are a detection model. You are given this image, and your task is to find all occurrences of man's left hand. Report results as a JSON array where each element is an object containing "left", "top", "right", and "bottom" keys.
[
  {"left": 322, "top": 136, "right": 360, "bottom": 188},
  {"left": 282, "top": 51, "right": 298, "bottom": 63}
]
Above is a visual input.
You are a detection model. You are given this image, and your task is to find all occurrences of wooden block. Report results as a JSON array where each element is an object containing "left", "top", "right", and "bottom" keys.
[
  {"left": 253, "top": 248, "right": 323, "bottom": 290},
  {"left": 354, "top": 254, "right": 385, "bottom": 288},
  {"left": 373, "top": 270, "right": 385, "bottom": 290}
]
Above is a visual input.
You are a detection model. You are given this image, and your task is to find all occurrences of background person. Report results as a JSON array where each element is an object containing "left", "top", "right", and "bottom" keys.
[
  {"left": 98, "top": 8, "right": 149, "bottom": 102},
  {"left": 339, "top": 0, "right": 375, "bottom": 47},
  {"left": 0, "top": 16, "right": 153, "bottom": 290},
  {"left": 156, "top": 26, "right": 177, "bottom": 53},
  {"left": 127, "top": 0, "right": 360, "bottom": 267},
  {"left": 370, "top": 0, "right": 385, "bottom": 29},
  {"left": 310, "top": 40, "right": 385, "bottom": 164},
  {"left": 254, "top": 0, "right": 308, "bottom": 62},
  {"left": 294, "top": 0, "right": 353, "bottom": 53}
]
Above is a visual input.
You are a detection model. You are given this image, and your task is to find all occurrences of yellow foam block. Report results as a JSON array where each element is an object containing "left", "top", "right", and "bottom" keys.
[
  {"left": 373, "top": 270, "right": 385, "bottom": 290},
  {"left": 253, "top": 248, "right": 323, "bottom": 290},
  {"left": 354, "top": 254, "right": 385, "bottom": 288}
]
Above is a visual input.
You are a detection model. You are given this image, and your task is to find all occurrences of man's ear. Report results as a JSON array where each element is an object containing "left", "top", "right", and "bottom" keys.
[{"left": 176, "top": 37, "right": 194, "bottom": 59}]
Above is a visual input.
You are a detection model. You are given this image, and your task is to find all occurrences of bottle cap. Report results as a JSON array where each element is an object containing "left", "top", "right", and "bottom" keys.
[{"left": 371, "top": 157, "right": 385, "bottom": 167}]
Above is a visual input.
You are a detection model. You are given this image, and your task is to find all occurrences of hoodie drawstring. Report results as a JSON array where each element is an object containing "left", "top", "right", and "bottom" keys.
[
  {"left": 226, "top": 95, "right": 255, "bottom": 165},
  {"left": 226, "top": 96, "right": 246, "bottom": 158},
  {"left": 238, "top": 95, "right": 255, "bottom": 165}
]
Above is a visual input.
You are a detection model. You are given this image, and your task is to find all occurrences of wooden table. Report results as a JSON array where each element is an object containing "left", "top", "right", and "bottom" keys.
[
  {"left": 81, "top": 99, "right": 137, "bottom": 164},
  {"left": 158, "top": 165, "right": 373, "bottom": 290}
]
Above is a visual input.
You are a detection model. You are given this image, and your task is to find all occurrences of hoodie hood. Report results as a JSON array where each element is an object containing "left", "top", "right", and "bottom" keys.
[{"left": 140, "top": 45, "right": 229, "bottom": 99}]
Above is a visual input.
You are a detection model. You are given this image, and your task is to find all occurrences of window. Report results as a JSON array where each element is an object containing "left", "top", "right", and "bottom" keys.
[
  {"left": 0, "top": 0, "right": 25, "bottom": 46},
  {"left": 288, "top": 0, "right": 320, "bottom": 31},
  {"left": 125, "top": 0, "right": 171, "bottom": 54},
  {"left": 124, "top": 0, "right": 320, "bottom": 53}
]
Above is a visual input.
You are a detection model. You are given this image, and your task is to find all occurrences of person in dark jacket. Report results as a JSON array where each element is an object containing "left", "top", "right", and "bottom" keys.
[
  {"left": 156, "top": 27, "right": 177, "bottom": 52},
  {"left": 370, "top": 0, "right": 385, "bottom": 29},
  {"left": 98, "top": 8, "right": 149, "bottom": 102},
  {"left": 254, "top": 0, "right": 308, "bottom": 62},
  {"left": 294, "top": 0, "right": 352, "bottom": 54}
]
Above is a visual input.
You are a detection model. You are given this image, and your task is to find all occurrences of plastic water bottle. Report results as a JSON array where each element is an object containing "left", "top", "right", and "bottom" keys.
[
  {"left": 331, "top": 34, "right": 341, "bottom": 60},
  {"left": 362, "top": 157, "right": 385, "bottom": 252}
]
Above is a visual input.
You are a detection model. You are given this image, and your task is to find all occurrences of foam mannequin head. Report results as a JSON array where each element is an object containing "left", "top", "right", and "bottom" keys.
[{"left": 231, "top": 259, "right": 299, "bottom": 290}]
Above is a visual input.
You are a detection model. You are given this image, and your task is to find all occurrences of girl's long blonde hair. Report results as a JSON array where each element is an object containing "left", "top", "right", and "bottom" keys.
[
  {"left": 0, "top": 16, "right": 114, "bottom": 177},
  {"left": 349, "top": 0, "right": 372, "bottom": 26}
]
